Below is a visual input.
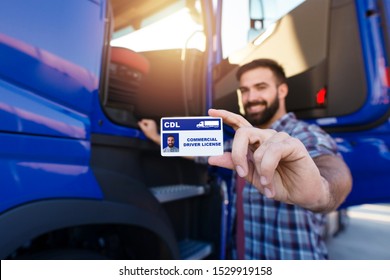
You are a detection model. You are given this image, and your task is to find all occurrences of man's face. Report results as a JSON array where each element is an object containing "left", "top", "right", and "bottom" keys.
[
  {"left": 238, "top": 67, "right": 280, "bottom": 127},
  {"left": 167, "top": 136, "right": 175, "bottom": 147}
]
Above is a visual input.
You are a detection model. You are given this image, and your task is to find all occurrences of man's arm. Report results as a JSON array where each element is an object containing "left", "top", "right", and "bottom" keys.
[{"left": 312, "top": 155, "right": 352, "bottom": 212}]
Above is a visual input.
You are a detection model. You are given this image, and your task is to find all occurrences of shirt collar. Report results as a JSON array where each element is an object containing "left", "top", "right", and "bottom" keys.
[{"left": 270, "top": 112, "right": 296, "bottom": 131}]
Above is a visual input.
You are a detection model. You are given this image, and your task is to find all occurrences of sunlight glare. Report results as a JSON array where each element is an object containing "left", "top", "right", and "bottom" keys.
[{"left": 111, "top": 8, "right": 205, "bottom": 52}]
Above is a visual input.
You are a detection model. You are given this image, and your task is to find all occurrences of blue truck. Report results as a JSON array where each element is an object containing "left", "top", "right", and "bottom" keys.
[{"left": 0, "top": 0, "right": 389, "bottom": 259}]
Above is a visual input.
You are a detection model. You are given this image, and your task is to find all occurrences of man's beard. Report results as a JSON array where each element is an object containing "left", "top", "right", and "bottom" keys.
[{"left": 244, "top": 95, "right": 279, "bottom": 127}]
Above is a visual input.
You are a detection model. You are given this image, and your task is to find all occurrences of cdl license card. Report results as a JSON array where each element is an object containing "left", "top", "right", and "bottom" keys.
[{"left": 160, "top": 117, "right": 224, "bottom": 157}]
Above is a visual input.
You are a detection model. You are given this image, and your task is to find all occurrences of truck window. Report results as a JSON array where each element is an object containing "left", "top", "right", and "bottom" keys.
[
  {"left": 102, "top": 0, "right": 207, "bottom": 127},
  {"left": 221, "top": 0, "right": 304, "bottom": 58}
]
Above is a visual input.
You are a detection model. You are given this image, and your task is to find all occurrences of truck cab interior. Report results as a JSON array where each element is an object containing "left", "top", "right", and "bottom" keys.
[{"left": 101, "top": 0, "right": 207, "bottom": 128}]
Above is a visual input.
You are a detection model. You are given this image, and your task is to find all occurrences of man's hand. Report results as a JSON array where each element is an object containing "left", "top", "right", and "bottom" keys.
[
  {"left": 208, "top": 108, "right": 252, "bottom": 130},
  {"left": 208, "top": 109, "right": 352, "bottom": 212},
  {"left": 138, "top": 119, "right": 160, "bottom": 145}
]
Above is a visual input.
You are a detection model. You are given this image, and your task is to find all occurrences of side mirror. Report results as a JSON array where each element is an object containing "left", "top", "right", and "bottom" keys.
[{"left": 248, "top": 0, "right": 264, "bottom": 41}]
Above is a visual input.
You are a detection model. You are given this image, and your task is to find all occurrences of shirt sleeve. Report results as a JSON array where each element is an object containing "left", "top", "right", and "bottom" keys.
[{"left": 293, "top": 124, "right": 339, "bottom": 158}]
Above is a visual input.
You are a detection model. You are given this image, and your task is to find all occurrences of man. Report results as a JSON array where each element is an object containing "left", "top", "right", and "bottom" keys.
[
  {"left": 162, "top": 134, "right": 179, "bottom": 152},
  {"left": 208, "top": 59, "right": 352, "bottom": 259},
  {"left": 139, "top": 58, "right": 352, "bottom": 259}
]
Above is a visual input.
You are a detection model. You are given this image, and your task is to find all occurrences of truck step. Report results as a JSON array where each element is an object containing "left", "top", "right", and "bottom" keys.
[
  {"left": 179, "top": 239, "right": 213, "bottom": 260},
  {"left": 150, "top": 184, "right": 206, "bottom": 203}
]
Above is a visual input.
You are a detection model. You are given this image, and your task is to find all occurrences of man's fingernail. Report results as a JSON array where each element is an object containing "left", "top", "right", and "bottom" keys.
[
  {"left": 236, "top": 165, "right": 245, "bottom": 177},
  {"left": 260, "top": 176, "right": 268, "bottom": 185},
  {"left": 264, "top": 188, "right": 273, "bottom": 198}
]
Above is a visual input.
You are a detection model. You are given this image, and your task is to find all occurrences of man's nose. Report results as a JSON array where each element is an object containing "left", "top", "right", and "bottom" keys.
[{"left": 246, "top": 87, "right": 259, "bottom": 101}]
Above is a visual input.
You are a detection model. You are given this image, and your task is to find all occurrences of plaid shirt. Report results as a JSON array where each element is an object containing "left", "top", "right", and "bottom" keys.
[{"left": 228, "top": 113, "right": 339, "bottom": 260}]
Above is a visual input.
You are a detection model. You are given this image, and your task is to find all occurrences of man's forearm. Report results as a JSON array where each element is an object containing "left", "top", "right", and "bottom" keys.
[{"left": 311, "top": 155, "right": 352, "bottom": 213}]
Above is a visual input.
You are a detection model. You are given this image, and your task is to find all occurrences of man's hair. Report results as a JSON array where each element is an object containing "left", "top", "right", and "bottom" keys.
[{"left": 236, "top": 58, "right": 287, "bottom": 85}]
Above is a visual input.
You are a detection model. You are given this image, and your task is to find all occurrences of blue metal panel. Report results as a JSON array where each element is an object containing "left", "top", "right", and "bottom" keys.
[
  {"left": 0, "top": 133, "right": 103, "bottom": 213},
  {"left": 0, "top": 0, "right": 105, "bottom": 119},
  {"left": 0, "top": 0, "right": 104, "bottom": 76},
  {"left": 0, "top": 79, "right": 89, "bottom": 139},
  {"left": 334, "top": 121, "right": 390, "bottom": 207}
]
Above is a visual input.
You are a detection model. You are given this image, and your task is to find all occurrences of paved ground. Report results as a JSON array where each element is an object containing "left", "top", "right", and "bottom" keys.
[{"left": 326, "top": 204, "right": 390, "bottom": 260}]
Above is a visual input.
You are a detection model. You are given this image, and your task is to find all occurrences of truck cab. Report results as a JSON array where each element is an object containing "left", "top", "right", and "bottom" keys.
[{"left": 0, "top": 0, "right": 389, "bottom": 259}]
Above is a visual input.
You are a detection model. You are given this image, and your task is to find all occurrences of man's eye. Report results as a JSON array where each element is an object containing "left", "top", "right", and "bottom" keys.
[
  {"left": 239, "top": 88, "right": 249, "bottom": 94},
  {"left": 255, "top": 85, "right": 266, "bottom": 90}
]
